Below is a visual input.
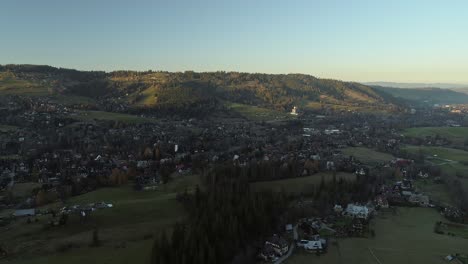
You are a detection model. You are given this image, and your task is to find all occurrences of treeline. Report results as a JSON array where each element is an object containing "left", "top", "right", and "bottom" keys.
[
  {"left": 150, "top": 163, "right": 381, "bottom": 264},
  {"left": 151, "top": 164, "right": 288, "bottom": 264}
]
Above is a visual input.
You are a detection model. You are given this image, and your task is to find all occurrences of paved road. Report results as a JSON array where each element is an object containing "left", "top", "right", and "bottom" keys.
[{"left": 273, "top": 225, "right": 298, "bottom": 264}]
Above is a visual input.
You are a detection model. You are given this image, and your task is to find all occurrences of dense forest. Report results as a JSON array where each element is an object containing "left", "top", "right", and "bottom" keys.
[
  {"left": 151, "top": 164, "right": 289, "bottom": 264},
  {"left": 150, "top": 163, "right": 380, "bottom": 264}
]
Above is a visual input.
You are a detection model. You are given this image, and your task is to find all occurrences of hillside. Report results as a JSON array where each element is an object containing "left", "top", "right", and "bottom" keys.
[
  {"left": 373, "top": 86, "right": 468, "bottom": 105},
  {"left": 0, "top": 64, "right": 405, "bottom": 115}
]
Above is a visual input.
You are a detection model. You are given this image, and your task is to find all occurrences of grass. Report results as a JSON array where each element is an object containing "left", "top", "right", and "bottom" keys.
[
  {"left": 287, "top": 207, "right": 468, "bottom": 264},
  {"left": 402, "top": 145, "right": 468, "bottom": 177},
  {"left": 439, "top": 222, "right": 468, "bottom": 239},
  {"left": 225, "top": 102, "right": 294, "bottom": 121},
  {"left": 413, "top": 180, "right": 453, "bottom": 206},
  {"left": 75, "top": 110, "right": 156, "bottom": 124},
  {"left": 341, "top": 147, "right": 394, "bottom": 165},
  {"left": 8, "top": 239, "right": 153, "bottom": 264},
  {"left": 403, "top": 145, "right": 468, "bottom": 208},
  {"left": 0, "top": 72, "right": 50, "bottom": 96},
  {"left": 0, "top": 73, "right": 98, "bottom": 106},
  {"left": 250, "top": 172, "right": 356, "bottom": 194},
  {"left": 403, "top": 127, "right": 468, "bottom": 145},
  {"left": 133, "top": 86, "right": 159, "bottom": 106},
  {"left": 11, "top": 182, "right": 41, "bottom": 198},
  {"left": 1, "top": 174, "right": 199, "bottom": 264}
]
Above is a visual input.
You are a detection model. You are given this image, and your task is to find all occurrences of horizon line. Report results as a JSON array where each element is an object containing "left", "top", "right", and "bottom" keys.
[{"left": 2, "top": 63, "right": 468, "bottom": 86}]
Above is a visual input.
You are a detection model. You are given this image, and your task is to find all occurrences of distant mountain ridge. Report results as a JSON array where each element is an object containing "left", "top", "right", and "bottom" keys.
[
  {"left": 364, "top": 82, "right": 468, "bottom": 89},
  {"left": 373, "top": 86, "right": 468, "bottom": 105},
  {"left": 0, "top": 64, "right": 406, "bottom": 114}
]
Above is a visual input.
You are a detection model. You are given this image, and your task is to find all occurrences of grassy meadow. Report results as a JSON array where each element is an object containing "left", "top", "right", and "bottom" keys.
[
  {"left": 403, "top": 145, "right": 468, "bottom": 206},
  {"left": 0, "top": 72, "right": 50, "bottom": 96},
  {"left": 287, "top": 207, "right": 468, "bottom": 264},
  {"left": 2, "top": 174, "right": 200, "bottom": 264},
  {"left": 403, "top": 127, "right": 468, "bottom": 145},
  {"left": 341, "top": 147, "right": 394, "bottom": 165}
]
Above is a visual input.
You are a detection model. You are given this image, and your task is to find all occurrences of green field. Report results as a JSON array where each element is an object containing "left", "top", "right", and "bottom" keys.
[
  {"left": 0, "top": 72, "right": 50, "bottom": 96},
  {"left": 439, "top": 222, "right": 468, "bottom": 239},
  {"left": 225, "top": 102, "right": 294, "bottom": 121},
  {"left": 342, "top": 147, "right": 394, "bottom": 165},
  {"left": 2, "top": 175, "right": 199, "bottom": 264},
  {"left": 402, "top": 145, "right": 468, "bottom": 176},
  {"left": 413, "top": 180, "right": 453, "bottom": 206},
  {"left": 8, "top": 239, "right": 153, "bottom": 264},
  {"left": 402, "top": 146, "right": 468, "bottom": 194},
  {"left": 403, "top": 127, "right": 468, "bottom": 145},
  {"left": 287, "top": 207, "right": 468, "bottom": 264},
  {"left": 10, "top": 182, "right": 42, "bottom": 198},
  {"left": 75, "top": 110, "right": 156, "bottom": 124},
  {"left": 250, "top": 172, "right": 356, "bottom": 194}
]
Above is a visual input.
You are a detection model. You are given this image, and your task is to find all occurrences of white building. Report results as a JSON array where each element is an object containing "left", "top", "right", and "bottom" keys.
[
  {"left": 297, "top": 236, "right": 326, "bottom": 251},
  {"left": 344, "top": 203, "right": 370, "bottom": 219},
  {"left": 291, "top": 106, "right": 299, "bottom": 115}
]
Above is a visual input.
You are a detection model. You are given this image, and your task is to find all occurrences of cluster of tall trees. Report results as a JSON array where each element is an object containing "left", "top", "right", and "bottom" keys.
[{"left": 151, "top": 164, "right": 288, "bottom": 264}]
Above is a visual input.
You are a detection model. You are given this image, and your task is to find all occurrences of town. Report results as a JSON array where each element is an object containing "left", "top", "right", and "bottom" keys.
[{"left": 1, "top": 81, "right": 468, "bottom": 263}]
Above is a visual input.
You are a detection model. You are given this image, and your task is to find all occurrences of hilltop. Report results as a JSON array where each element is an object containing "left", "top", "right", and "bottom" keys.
[{"left": 0, "top": 64, "right": 405, "bottom": 116}]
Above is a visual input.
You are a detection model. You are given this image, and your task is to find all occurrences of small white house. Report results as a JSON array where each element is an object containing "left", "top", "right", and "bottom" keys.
[
  {"left": 297, "top": 237, "right": 326, "bottom": 251},
  {"left": 291, "top": 106, "right": 299, "bottom": 115},
  {"left": 344, "top": 203, "right": 370, "bottom": 219}
]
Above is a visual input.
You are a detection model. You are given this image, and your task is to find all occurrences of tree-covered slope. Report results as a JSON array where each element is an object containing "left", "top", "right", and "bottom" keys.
[{"left": 0, "top": 64, "right": 405, "bottom": 113}]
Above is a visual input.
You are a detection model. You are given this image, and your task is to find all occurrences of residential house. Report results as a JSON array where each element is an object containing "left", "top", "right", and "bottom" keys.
[
  {"left": 265, "top": 234, "right": 289, "bottom": 256},
  {"left": 343, "top": 203, "right": 371, "bottom": 219}
]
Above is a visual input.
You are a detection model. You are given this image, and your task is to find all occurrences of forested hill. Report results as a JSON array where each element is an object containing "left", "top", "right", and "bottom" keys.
[
  {"left": 373, "top": 85, "right": 468, "bottom": 105},
  {"left": 0, "top": 64, "right": 405, "bottom": 114}
]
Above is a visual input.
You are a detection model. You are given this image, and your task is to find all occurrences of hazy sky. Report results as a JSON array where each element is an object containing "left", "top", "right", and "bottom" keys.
[{"left": 1, "top": 0, "right": 467, "bottom": 83}]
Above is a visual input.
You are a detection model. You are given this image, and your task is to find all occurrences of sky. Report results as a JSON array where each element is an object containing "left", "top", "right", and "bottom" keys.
[{"left": 1, "top": 0, "right": 468, "bottom": 83}]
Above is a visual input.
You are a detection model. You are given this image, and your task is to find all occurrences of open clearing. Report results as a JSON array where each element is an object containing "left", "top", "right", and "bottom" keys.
[
  {"left": 402, "top": 145, "right": 468, "bottom": 163},
  {"left": 403, "top": 145, "right": 468, "bottom": 204},
  {"left": 341, "top": 147, "right": 394, "bottom": 165},
  {"left": 439, "top": 222, "right": 468, "bottom": 239},
  {"left": 403, "top": 127, "right": 468, "bottom": 145},
  {"left": 250, "top": 172, "right": 356, "bottom": 194},
  {"left": 2, "top": 174, "right": 200, "bottom": 264},
  {"left": 413, "top": 180, "right": 453, "bottom": 206},
  {"left": 287, "top": 207, "right": 468, "bottom": 264},
  {"left": 402, "top": 145, "right": 468, "bottom": 177},
  {"left": 0, "top": 73, "right": 50, "bottom": 96}
]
